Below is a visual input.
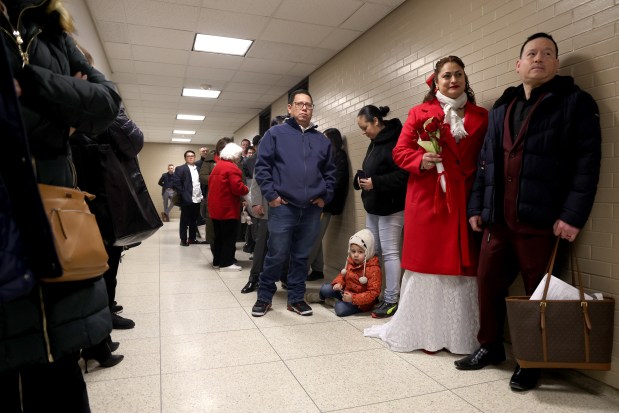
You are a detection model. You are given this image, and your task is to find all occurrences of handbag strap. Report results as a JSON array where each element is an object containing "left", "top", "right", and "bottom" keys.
[
  {"left": 540, "top": 237, "right": 561, "bottom": 302},
  {"left": 570, "top": 246, "right": 592, "bottom": 332}
]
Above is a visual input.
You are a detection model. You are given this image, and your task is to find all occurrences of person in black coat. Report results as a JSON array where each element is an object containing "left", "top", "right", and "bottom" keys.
[
  {"left": 307, "top": 128, "right": 350, "bottom": 281},
  {"left": 353, "top": 105, "right": 408, "bottom": 318},
  {"left": 0, "top": 1, "right": 121, "bottom": 411},
  {"left": 455, "top": 33, "right": 602, "bottom": 392},
  {"left": 173, "top": 150, "right": 205, "bottom": 246}
]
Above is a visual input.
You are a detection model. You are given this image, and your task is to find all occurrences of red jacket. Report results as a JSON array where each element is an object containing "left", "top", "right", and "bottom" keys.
[
  {"left": 207, "top": 159, "right": 248, "bottom": 220},
  {"left": 393, "top": 99, "right": 487, "bottom": 276},
  {"left": 331, "top": 255, "right": 381, "bottom": 311}
]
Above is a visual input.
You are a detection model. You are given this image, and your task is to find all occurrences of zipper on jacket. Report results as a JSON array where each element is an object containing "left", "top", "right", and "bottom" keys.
[
  {"left": 38, "top": 286, "right": 54, "bottom": 363},
  {"left": 0, "top": 0, "right": 45, "bottom": 66}
]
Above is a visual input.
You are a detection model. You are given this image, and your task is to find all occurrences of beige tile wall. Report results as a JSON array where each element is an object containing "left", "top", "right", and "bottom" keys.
[{"left": 234, "top": 0, "right": 619, "bottom": 389}]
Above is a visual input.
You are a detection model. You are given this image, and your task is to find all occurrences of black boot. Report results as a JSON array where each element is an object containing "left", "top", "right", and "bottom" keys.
[{"left": 81, "top": 339, "right": 124, "bottom": 373}]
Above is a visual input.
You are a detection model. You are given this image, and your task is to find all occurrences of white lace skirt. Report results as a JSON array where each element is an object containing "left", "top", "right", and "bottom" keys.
[{"left": 364, "top": 270, "right": 479, "bottom": 355}]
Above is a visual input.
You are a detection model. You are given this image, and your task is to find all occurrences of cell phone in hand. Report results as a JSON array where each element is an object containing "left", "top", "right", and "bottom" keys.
[{"left": 357, "top": 170, "right": 367, "bottom": 179}]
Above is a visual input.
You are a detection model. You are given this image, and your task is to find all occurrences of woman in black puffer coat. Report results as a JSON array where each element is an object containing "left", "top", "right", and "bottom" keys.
[
  {"left": 0, "top": 1, "right": 121, "bottom": 411},
  {"left": 353, "top": 105, "right": 408, "bottom": 318}
]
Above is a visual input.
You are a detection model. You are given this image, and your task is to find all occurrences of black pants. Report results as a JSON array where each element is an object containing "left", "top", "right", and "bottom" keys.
[
  {"left": 0, "top": 351, "right": 90, "bottom": 413},
  {"left": 248, "top": 218, "right": 269, "bottom": 283},
  {"left": 179, "top": 202, "right": 200, "bottom": 242},
  {"left": 103, "top": 245, "right": 123, "bottom": 307},
  {"left": 212, "top": 219, "right": 239, "bottom": 267}
]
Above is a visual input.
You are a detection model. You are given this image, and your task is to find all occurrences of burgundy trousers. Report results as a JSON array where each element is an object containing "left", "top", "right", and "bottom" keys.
[{"left": 476, "top": 222, "right": 555, "bottom": 346}]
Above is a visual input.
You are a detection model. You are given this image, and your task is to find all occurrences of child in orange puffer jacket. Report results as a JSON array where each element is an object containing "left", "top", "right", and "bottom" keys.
[{"left": 305, "top": 228, "right": 381, "bottom": 316}]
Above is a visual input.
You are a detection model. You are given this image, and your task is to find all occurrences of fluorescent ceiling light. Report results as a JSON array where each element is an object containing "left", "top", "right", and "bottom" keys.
[
  {"left": 193, "top": 34, "right": 253, "bottom": 56},
  {"left": 171, "top": 138, "right": 192, "bottom": 143},
  {"left": 182, "top": 88, "right": 221, "bottom": 98},
  {"left": 176, "top": 114, "right": 205, "bottom": 121},
  {"left": 173, "top": 129, "right": 196, "bottom": 135}
]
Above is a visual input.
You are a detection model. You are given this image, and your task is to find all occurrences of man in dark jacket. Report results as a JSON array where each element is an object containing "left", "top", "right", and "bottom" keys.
[
  {"left": 455, "top": 33, "right": 602, "bottom": 392},
  {"left": 173, "top": 150, "right": 205, "bottom": 246},
  {"left": 252, "top": 89, "right": 336, "bottom": 317},
  {"left": 158, "top": 164, "right": 175, "bottom": 222}
]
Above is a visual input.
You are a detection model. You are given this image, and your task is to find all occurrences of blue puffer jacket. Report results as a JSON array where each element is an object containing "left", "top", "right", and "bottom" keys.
[
  {"left": 467, "top": 75, "right": 601, "bottom": 229},
  {"left": 255, "top": 117, "right": 336, "bottom": 208}
]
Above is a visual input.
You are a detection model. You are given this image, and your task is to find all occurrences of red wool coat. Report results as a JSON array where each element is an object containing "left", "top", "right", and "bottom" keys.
[
  {"left": 207, "top": 159, "right": 249, "bottom": 220},
  {"left": 393, "top": 99, "right": 488, "bottom": 276}
]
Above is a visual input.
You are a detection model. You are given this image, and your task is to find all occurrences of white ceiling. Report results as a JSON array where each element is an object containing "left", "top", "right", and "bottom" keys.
[{"left": 85, "top": 0, "right": 406, "bottom": 145}]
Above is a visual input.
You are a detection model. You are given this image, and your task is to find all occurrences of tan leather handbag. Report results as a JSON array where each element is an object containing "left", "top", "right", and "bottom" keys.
[{"left": 38, "top": 184, "right": 109, "bottom": 282}]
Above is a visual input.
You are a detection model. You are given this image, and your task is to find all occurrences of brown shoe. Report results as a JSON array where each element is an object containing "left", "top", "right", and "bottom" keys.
[
  {"left": 161, "top": 212, "right": 167, "bottom": 222},
  {"left": 164, "top": 213, "right": 169, "bottom": 222}
]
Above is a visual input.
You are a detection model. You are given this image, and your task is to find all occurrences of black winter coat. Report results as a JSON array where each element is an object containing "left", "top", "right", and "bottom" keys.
[
  {"left": 467, "top": 75, "right": 601, "bottom": 229},
  {"left": 353, "top": 118, "right": 408, "bottom": 216},
  {"left": 0, "top": 0, "right": 116, "bottom": 372},
  {"left": 323, "top": 148, "right": 349, "bottom": 215}
]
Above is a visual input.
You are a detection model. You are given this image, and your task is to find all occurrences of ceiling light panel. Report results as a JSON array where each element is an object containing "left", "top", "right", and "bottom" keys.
[
  {"left": 182, "top": 88, "right": 221, "bottom": 98},
  {"left": 176, "top": 114, "right": 205, "bottom": 121},
  {"left": 193, "top": 34, "right": 253, "bottom": 56},
  {"left": 173, "top": 129, "right": 196, "bottom": 135}
]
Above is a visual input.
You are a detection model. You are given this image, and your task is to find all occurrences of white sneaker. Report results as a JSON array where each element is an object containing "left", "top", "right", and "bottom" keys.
[{"left": 219, "top": 264, "right": 242, "bottom": 272}]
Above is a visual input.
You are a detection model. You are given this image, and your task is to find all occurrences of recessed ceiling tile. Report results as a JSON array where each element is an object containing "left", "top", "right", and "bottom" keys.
[
  {"left": 261, "top": 19, "right": 332, "bottom": 48},
  {"left": 185, "top": 66, "right": 236, "bottom": 81},
  {"left": 110, "top": 59, "right": 135, "bottom": 73},
  {"left": 275, "top": 0, "right": 362, "bottom": 26},
  {"left": 366, "top": 0, "right": 407, "bottom": 7},
  {"left": 137, "top": 74, "right": 184, "bottom": 88},
  {"left": 95, "top": 21, "right": 129, "bottom": 43},
  {"left": 86, "top": 0, "right": 126, "bottom": 22},
  {"left": 140, "top": 93, "right": 182, "bottom": 103},
  {"left": 232, "top": 71, "right": 282, "bottom": 85},
  {"left": 218, "top": 91, "right": 263, "bottom": 102},
  {"left": 138, "top": 85, "right": 180, "bottom": 96},
  {"left": 105, "top": 42, "right": 133, "bottom": 59},
  {"left": 160, "top": 0, "right": 202, "bottom": 5},
  {"left": 188, "top": 52, "right": 243, "bottom": 70},
  {"left": 196, "top": 8, "right": 269, "bottom": 39},
  {"left": 225, "top": 83, "right": 270, "bottom": 94},
  {"left": 240, "top": 58, "right": 294, "bottom": 75},
  {"left": 132, "top": 45, "right": 190, "bottom": 65},
  {"left": 128, "top": 25, "right": 194, "bottom": 50},
  {"left": 342, "top": 2, "right": 392, "bottom": 31},
  {"left": 287, "top": 63, "right": 319, "bottom": 77},
  {"left": 116, "top": 84, "right": 141, "bottom": 95},
  {"left": 134, "top": 61, "right": 186, "bottom": 77},
  {"left": 199, "top": 0, "right": 282, "bottom": 17},
  {"left": 112, "top": 72, "right": 138, "bottom": 83},
  {"left": 318, "top": 28, "right": 363, "bottom": 51},
  {"left": 247, "top": 40, "right": 326, "bottom": 65},
  {"left": 125, "top": 0, "right": 199, "bottom": 31}
]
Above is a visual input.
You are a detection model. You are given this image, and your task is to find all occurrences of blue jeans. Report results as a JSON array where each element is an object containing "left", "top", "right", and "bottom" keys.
[
  {"left": 366, "top": 211, "right": 404, "bottom": 303},
  {"left": 319, "top": 283, "right": 360, "bottom": 317},
  {"left": 258, "top": 204, "right": 321, "bottom": 303}
]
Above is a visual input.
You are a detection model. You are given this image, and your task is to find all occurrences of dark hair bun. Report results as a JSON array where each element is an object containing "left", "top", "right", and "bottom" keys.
[{"left": 379, "top": 106, "right": 390, "bottom": 116}]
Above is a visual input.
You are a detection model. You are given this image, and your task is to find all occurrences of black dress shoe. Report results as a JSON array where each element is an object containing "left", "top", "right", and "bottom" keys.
[
  {"left": 241, "top": 280, "right": 258, "bottom": 294},
  {"left": 454, "top": 346, "right": 506, "bottom": 370},
  {"left": 307, "top": 270, "right": 325, "bottom": 281},
  {"left": 510, "top": 364, "right": 540, "bottom": 391},
  {"left": 180, "top": 240, "right": 189, "bottom": 246}
]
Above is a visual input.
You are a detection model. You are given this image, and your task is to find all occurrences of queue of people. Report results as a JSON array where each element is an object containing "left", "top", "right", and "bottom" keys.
[{"left": 0, "top": 4, "right": 603, "bottom": 409}]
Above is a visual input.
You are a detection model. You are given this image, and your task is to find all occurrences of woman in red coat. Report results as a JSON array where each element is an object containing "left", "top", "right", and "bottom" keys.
[
  {"left": 365, "top": 56, "right": 488, "bottom": 354},
  {"left": 208, "top": 142, "right": 249, "bottom": 271}
]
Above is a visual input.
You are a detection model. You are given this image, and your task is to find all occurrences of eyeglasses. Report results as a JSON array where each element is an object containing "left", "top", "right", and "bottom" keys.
[{"left": 292, "top": 101, "right": 314, "bottom": 109}]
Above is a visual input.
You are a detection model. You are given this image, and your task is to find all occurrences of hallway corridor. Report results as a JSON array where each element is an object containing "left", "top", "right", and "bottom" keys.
[{"left": 83, "top": 220, "right": 619, "bottom": 412}]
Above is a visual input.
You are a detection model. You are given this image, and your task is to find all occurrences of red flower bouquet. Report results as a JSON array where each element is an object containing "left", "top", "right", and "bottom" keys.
[{"left": 417, "top": 117, "right": 449, "bottom": 192}]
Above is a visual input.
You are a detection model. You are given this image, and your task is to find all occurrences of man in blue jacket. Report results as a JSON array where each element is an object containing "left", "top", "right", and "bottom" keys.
[
  {"left": 455, "top": 33, "right": 601, "bottom": 392},
  {"left": 252, "top": 89, "right": 336, "bottom": 317}
]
